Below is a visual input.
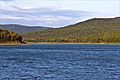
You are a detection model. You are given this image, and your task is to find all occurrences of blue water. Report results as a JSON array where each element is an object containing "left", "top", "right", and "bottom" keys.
[{"left": 0, "top": 44, "right": 120, "bottom": 80}]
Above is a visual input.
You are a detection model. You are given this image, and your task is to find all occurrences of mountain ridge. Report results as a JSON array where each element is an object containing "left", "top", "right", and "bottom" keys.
[
  {"left": 22, "top": 17, "right": 120, "bottom": 43},
  {"left": 0, "top": 24, "right": 50, "bottom": 33}
]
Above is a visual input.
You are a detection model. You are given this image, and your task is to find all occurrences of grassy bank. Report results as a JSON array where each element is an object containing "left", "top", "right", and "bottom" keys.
[
  {"left": 1, "top": 41, "right": 119, "bottom": 45},
  {"left": 0, "top": 41, "right": 26, "bottom": 45},
  {"left": 26, "top": 42, "right": 120, "bottom": 44}
]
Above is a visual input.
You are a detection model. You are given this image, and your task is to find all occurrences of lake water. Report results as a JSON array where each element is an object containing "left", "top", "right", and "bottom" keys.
[{"left": 0, "top": 44, "right": 120, "bottom": 80}]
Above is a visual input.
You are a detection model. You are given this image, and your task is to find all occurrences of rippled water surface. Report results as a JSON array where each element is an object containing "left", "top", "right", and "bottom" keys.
[{"left": 0, "top": 44, "right": 120, "bottom": 80}]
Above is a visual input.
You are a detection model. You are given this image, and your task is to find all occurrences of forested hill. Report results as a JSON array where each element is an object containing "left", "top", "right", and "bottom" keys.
[
  {"left": 0, "top": 24, "right": 50, "bottom": 33},
  {"left": 22, "top": 17, "right": 120, "bottom": 43},
  {"left": 0, "top": 29, "right": 23, "bottom": 44}
]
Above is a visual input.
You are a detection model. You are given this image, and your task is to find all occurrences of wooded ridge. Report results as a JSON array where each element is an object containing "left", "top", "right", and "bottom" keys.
[{"left": 22, "top": 17, "right": 120, "bottom": 43}]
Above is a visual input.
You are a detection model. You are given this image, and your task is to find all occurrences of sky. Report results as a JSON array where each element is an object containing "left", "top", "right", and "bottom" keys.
[{"left": 0, "top": 0, "right": 120, "bottom": 27}]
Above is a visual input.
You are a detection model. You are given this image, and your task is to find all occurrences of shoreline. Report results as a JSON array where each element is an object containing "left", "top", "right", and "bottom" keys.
[
  {"left": 27, "top": 42, "right": 120, "bottom": 45},
  {"left": 0, "top": 42, "right": 120, "bottom": 45},
  {"left": 0, "top": 41, "right": 26, "bottom": 45}
]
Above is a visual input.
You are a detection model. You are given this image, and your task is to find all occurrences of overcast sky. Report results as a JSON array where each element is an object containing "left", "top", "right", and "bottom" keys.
[{"left": 0, "top": 0, "right": 120, "bottom": 27}]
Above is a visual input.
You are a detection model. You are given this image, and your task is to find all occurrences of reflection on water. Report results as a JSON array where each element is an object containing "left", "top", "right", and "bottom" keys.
[{"left": 0, "top": 44, "right": 120, "bottom": 80}]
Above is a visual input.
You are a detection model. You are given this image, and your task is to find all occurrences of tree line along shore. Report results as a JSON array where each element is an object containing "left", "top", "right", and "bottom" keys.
[{"left": 0, "top": 17, "right": 120, "bottom": 44}]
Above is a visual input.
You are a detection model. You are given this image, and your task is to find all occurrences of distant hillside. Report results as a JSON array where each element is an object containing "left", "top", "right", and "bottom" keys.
[
  {"left": 0, "top": 29, "right": 23, "bottom": 44},
  {"left": 0, "top": 24, "right": 50, "bottom": 33},
  {"left": 22, "top": 17, "right": 120, "bottom": 43}
]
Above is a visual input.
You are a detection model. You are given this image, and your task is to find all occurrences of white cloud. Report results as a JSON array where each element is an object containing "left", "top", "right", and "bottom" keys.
[
  {"left": 0, "top": 14, "right": 22, "bottom": 19},
  {"left": 0, "top": 0, "right": 119, "bottom": 27},
  {"left": 0, "top": 0, "right": 15, "bottom": 2}
]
